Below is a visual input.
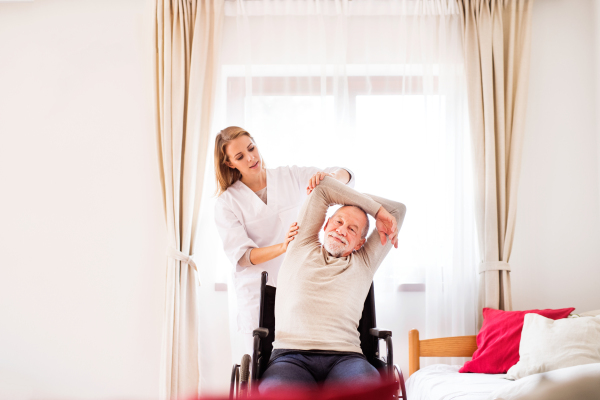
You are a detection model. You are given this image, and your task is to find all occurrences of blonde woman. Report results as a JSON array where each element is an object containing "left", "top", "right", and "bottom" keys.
[{"left": 214, "top": 126, "right": 355, "bottom": 356}]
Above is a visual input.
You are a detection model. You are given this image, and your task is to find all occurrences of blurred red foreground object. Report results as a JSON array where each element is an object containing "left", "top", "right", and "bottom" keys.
[{"left": 196, "top": 379, "right": 398, "bottom": 400}]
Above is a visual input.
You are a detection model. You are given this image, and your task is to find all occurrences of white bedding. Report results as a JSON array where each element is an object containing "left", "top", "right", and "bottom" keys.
[
  {"left": 405, "top": 363, "right": 600, "bottom": 400},
  {"left": 406, "top": 364, "right": 510, "bottom": 400},
  {"left": 489, "top": 363, "right": 600, "bottom": 400}
]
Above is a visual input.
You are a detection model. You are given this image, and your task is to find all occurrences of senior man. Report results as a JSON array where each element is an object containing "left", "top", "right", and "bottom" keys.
[{"left": 259, "top": 174, "right": 406, "bottom": 393}]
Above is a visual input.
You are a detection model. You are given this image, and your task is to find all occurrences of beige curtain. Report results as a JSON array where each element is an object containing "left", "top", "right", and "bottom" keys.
[
  {"left": 155, "top": 0, "right": 224, "bottom": 398},
  {"left": 458, "top": 0, "right": 534, "bottom": 326}
]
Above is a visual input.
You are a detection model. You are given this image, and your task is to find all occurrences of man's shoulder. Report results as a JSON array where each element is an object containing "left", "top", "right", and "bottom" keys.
[
  {"left": 350, "top": 249, "right": 377, "bottom": 270},
  {"left": 286, "top": 240, "right": 324, "bottom": 259}
]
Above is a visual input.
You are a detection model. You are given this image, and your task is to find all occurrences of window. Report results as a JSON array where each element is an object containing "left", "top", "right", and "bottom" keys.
[
  {"left": 199, "top": 3, "right": 477, "bottom": 374},
  {"left": 207, "top": 67, "right": 462, "bottom": 291}
]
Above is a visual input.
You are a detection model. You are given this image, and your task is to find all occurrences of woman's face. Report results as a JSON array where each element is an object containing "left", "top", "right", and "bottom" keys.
[{"left": 225, "top": 135, "right": 262, "bottom": 176}]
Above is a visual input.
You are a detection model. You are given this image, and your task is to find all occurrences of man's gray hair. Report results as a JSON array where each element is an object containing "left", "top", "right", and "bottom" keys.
[{"left": 357, "top": 207, "right": 370, "bottom": 239}]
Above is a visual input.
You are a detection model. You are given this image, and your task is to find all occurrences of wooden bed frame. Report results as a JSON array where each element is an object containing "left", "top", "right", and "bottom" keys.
[{"left": 408, "top": 329, "right": 478, "bottom": 376}]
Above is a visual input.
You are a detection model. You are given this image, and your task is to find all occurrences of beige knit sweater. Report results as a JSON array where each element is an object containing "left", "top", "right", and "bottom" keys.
[{"left": 272, "top": 177, "right": 406, "bottom": 353}]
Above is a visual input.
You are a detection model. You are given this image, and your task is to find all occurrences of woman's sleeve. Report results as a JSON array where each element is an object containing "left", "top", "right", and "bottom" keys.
[
  {"left": 214, "top": 199, "right": 259, "bottom": 268},
  {"left": 289, "top": 165, "right": 356, "bottom": 192},
  {"left": 340, "top": 167, "right": 356, "bottom": 188}
]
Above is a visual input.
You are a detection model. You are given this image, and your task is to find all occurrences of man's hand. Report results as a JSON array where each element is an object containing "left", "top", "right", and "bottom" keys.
[
  {"left": 375, "top": 206, "right": 398, "bottom": 248},
  {"left": 306, "top": 172, "right": 334, "bottom": 195}
]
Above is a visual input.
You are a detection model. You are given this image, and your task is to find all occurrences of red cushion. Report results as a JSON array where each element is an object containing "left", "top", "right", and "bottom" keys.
[{"left": 459, "top": 307, "right": 575, "bottom": 374}]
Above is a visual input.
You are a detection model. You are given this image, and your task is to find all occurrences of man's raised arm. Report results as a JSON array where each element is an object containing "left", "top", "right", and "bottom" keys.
[
  {"left": 287, "top": 176, "right": 383, "bottom": 253},
  {"left": 357, "top": 194, "right": 406, "bottom": 274}
]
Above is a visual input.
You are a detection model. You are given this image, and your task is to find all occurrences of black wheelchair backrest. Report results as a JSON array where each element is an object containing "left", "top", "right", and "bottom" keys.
[{"left": 256, "top": 271, "right": 383, "bottom": 378}]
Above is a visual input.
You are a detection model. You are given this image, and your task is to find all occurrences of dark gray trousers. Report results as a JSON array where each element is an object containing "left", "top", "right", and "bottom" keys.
[{"left": 258, "top": 349, "right": 380, "bottom": 394}]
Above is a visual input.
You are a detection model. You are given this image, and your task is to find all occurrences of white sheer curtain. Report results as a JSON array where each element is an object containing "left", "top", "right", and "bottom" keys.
[{"left": 196, "top": 0, "right": 479, "bottom": 383}]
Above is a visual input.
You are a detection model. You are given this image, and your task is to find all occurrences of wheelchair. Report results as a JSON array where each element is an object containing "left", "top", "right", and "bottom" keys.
[{"left": 229, "top": 271, "right": 407, "bottom": 399}]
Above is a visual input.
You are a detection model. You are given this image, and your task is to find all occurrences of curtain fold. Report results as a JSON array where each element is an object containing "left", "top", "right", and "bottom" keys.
[
  {"left": 458, "top": 0, "right": 534, "bottom": 326},
  {"left": 155, "top": 0, "right": 224, "bottom": 399}
]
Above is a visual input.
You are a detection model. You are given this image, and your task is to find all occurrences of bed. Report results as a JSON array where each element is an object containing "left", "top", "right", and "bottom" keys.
[
  {"left": 404, "top": 328, "right": 600, "bottom": 400},
  {"left": 406, "top": 364, "right": 510, "bottom": 400},
  {"left": 406, "top": 329, "right": 509, "bottom": 400}
]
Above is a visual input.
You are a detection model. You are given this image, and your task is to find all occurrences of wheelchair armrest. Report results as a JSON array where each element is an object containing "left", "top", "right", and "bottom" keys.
[
  {"left": 369, "top": 328, "right": 392, "bottom": 339},
  {"left": 253, "top": 327, "right": 269, "bottom": 339}
]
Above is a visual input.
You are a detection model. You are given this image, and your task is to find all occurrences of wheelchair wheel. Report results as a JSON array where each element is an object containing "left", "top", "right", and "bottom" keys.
[
  {"left": 394, "top": 365, "right": 407, "bottom": 400},
  {"left": 229, "top": 363, "right": 239, "bottom": 400},
  {"left": 239, "top": 354, "right": 251, "bottom": 398}
]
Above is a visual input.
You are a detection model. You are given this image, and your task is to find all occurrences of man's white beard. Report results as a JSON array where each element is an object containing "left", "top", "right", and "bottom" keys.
[{"left": 324, "top": 232, "right": 349, "bottom": 257}]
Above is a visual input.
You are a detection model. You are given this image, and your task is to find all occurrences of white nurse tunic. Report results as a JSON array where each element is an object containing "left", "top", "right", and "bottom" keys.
[{"left": 214, "top": 165, "right": 354, "bottom": 335}]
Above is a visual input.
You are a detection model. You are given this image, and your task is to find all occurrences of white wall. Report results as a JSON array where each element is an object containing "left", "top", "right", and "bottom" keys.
[
  {"left": 0, "top": 1, "right": 166, "bottom": 399},
  {"left": 511, "top": 0, "right": 600, "bottom": 313}
]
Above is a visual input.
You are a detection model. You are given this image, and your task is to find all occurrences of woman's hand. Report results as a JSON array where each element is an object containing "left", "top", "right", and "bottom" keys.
[
  {"left": 248, "top": 222, "right": 300, "bottom": 264},
  {"left": 306, "top": 172, "right": 334, "bottom": 195},
  {"left": 280, "top": 222, "right": 299, "bottom": 252}
]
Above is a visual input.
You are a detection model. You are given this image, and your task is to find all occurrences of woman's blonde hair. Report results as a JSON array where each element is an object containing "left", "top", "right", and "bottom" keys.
[{"left": 214, "top": 126, "right": 263, "bottom": 195}]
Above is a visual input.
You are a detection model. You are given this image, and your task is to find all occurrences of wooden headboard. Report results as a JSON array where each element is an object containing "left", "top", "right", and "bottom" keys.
[{"left": 408, "top": 329, "right": 478, "bottom": 376}]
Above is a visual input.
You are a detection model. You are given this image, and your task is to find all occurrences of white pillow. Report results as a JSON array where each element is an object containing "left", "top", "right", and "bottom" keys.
[
  {"left": 506, "top": 314, "right": 600, "bottom": 380},
  {"left": 579, "top": 309, "right": 600, "bottom": 317}
]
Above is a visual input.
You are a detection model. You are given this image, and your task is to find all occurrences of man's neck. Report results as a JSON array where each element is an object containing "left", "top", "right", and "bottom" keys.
[{"left": 322, "top": 245, "right": 351, "bottom": 258}]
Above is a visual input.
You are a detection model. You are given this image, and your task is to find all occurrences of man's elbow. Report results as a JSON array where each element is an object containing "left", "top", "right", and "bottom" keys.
[
  {"left": 320, "top": 175, "right": 339, "bottom": 187},
  {"left": 392, "top": 202, "right": 407, "bottom": 224},
  {"left": 310, "top": 175, "right": 338, "bottom": 196}
]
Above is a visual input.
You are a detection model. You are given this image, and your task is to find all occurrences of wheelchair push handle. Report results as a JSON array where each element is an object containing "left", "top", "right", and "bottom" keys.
[
  {"left": 253, "top": 327, "right": 269, "bottom": 339},
  {"left": 370, "top": 327, "right": 392, "bottom": 339}
]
